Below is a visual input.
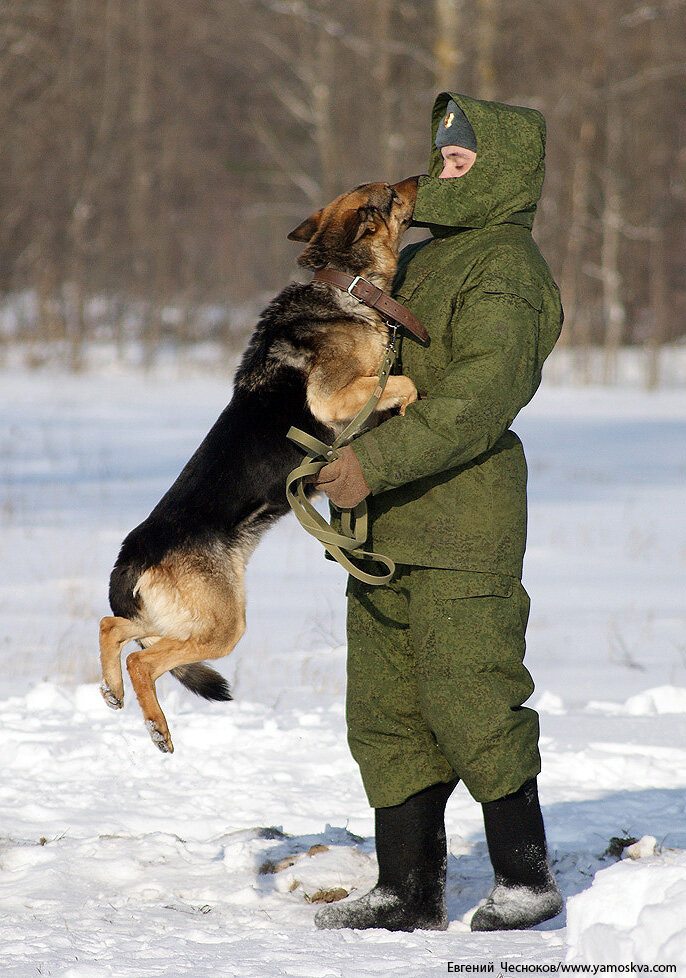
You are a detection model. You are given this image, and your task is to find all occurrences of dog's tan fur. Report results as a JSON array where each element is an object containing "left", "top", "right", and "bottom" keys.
[
  {"left": 306, "top": 325, "right": 417, "bottom": 425},
  {"left": 100, "top": 177, "right": 419, "bottom": 753}
]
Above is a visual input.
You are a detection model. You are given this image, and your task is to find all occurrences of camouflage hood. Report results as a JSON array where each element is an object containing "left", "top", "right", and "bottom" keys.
[{"left": 412, "top": 91, "right": 546, "bottom": 233}]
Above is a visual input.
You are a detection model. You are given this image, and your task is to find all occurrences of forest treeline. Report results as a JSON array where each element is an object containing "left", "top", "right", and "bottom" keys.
[{"left": 1, "top": 0, "right": 684, "bottom": 381}]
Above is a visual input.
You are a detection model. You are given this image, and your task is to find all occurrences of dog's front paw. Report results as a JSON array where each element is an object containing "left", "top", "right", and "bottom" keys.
[{"left": 398, "top": 384, "right": 418, "bottom": 416}]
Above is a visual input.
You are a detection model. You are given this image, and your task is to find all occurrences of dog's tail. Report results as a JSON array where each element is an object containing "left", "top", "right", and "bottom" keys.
[{"left": 171, "top": 664, "right": 232, "bottom": 702}]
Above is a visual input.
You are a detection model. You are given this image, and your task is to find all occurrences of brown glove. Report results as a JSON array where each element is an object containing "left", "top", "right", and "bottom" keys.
[{"left": 312, "top": 445, "right": 371, "bottom": 509}]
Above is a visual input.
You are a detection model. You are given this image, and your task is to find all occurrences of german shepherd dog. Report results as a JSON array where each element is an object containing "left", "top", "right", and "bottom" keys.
[{"left": 99, "top": 176, "right": 419, "bottom": 753}]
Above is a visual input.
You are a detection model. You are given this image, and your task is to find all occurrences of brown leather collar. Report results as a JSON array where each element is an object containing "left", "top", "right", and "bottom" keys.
[{"left": 313, "top": 267, "right": 429, "bottom": 344}]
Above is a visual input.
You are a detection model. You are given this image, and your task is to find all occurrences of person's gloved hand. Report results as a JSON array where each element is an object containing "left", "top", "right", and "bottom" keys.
[{"left": 312, "top": 445, "right": 371, "bottom": 508}]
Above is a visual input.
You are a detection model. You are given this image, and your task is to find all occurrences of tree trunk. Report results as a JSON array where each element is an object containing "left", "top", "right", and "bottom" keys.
[
  {"left": 312, "top": 22, "right": 337, "bottom": 200},
  {"left": 645, "top": 215, "right": 667, "bottom": 390},
  {"left": 131, "top": 0, "right": 157, "bottom": 365},
  {"left": 371, "top": 0, "right": 395, "bottom": 176},
  {"left": 559, "top": 117, "right": 594, "bottom": 349},
  {"left": 434, "top": 0, "right": 464, "bottom": 92},
  {"left": 474, "top": 0, "right": 497, "bottom": 100},
  {"left": 66, "top": 0, "right": 86, "bottom": 370},
  {"left": 644, "top": 14, "right": 670, "bottom": 390},
  {"left": 601, "top": 96, "right": 625, "bottom": 384}
]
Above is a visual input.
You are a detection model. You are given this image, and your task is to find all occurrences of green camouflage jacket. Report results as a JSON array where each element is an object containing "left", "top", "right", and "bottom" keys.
[{"left": 350, "top": 91, "right": 563, "bottom": 577}]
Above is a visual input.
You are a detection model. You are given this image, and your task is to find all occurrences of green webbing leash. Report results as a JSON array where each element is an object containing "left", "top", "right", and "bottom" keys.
[{"left": 286, "top": 329, "right": 399, "bottom": 585}]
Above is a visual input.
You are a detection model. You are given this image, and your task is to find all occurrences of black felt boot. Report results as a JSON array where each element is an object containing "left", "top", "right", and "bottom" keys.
[
  {"left": 471, "top": 778, "right": 562, "bottom": 931},
  {"left": 314, "top": 778, "right": 458, "bottom": 932}
]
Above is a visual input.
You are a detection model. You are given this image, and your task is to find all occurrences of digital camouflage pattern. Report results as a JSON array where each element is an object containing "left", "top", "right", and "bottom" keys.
[
  {"left": 350, "top": 91, "right": 564, "bottom": 576},
  {"left": 346, "top": 566, "right": 541, "bottom": 807},
  {"left": 342, "top": 93, "right": 562, "bottom": 807}
]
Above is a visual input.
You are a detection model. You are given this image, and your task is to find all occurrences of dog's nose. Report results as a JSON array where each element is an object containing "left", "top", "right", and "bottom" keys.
[{"left": 391, "top": 175, "right": 421, "bottom": 207}]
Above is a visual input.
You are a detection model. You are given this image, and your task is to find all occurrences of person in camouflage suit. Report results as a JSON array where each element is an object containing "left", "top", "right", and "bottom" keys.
[{"left": 313, "top": 92, "right": 564, "bottom": 932}]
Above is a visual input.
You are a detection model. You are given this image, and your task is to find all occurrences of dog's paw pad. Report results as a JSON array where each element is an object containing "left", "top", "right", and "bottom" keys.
[{"left": 100, "top": 681, "right": 123, "bottom": 710}]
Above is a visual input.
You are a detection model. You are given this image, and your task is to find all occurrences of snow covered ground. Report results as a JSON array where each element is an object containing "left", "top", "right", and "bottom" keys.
[{"left": 1, "top": 359, "right": 685, "bottom": 976}]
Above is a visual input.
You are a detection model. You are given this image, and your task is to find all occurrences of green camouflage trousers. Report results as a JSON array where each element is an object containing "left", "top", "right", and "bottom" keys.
[{"left": 346, "top": 566, "right": 541, "bottom": 808}]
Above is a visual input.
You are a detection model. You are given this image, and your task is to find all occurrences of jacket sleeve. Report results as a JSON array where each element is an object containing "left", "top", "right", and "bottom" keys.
[{"left": 351, "top": 283, "right": 543, "bottom": 494}]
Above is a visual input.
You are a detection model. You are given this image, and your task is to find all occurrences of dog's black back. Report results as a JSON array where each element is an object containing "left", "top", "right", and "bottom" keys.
[{"left": 109, "top": 282, "right": 339, "bottom": 620}]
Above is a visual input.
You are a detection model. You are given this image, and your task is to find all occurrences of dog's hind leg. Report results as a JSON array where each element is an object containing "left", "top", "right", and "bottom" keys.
[
  {"left": 99, "top": 616, "right": 148, "bottom": 710},
  {"left": 125, "top": 607, "right": 245, "bottom": 754}
]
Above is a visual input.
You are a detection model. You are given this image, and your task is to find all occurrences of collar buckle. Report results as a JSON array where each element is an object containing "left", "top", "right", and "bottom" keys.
[{"left": 346, "top": 274, "right": 365, "bottom": 297}]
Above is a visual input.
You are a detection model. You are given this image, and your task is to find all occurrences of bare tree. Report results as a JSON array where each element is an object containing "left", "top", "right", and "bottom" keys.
[
  {"left": 600, "top": 91, "right": 626, "bottom": 383},
  {"left": 475, "top": 0, "right": 498, "bottom": 100},
  {"left": 434, "top": 0, "right": 464, "bottom": 92},
  {"left": 0, "top": 0, "right": 683, "bottom": 376}
]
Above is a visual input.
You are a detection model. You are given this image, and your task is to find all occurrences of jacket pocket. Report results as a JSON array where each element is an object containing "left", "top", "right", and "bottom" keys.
[
  {"left": 479, "top": 277, "right": 543, "bottom": 312},
  {"left": 431, "top": 570, "right": 514, "bottom": 602}
]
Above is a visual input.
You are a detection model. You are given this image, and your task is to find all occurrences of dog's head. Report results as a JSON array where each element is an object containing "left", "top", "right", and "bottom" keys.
[{"left": 288, "top": 176, "right": 419, "bottom": 282}]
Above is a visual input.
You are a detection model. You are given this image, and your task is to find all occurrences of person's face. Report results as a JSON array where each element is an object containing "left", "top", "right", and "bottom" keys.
[{"left": 438, "top": 145, "right": 477, "bottom": 179}]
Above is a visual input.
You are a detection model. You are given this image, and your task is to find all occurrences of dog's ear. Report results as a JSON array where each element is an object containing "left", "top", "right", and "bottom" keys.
[
  {"left": 342, "top": 206, "right": 377, "bottom": 247},
  {"left": 287, "top": 209, "right": 324, "bottom": 242}
]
